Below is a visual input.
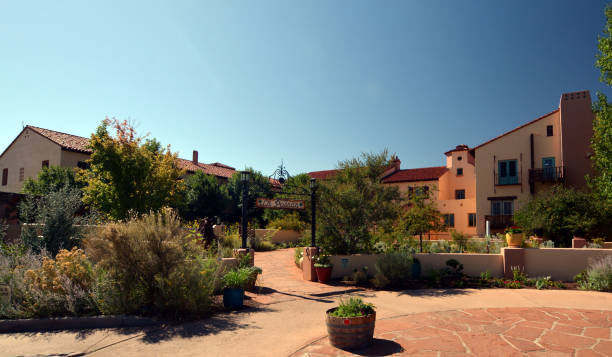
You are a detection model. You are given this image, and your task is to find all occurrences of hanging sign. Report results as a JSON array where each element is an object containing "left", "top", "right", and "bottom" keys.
[{"left": 256, "top": 198, "right": 305, "bottom": 210}]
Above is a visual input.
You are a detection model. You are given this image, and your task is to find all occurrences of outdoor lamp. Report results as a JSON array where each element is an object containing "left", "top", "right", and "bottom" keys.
[
  {"left": 310, "top": 177, "right": 316, "bottom": 189},
  {"left": 240, "top": 170, "right": 250, "bottom": 182}
]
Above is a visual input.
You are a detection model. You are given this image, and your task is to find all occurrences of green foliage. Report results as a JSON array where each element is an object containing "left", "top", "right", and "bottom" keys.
[
  {"left": 399, "top": 186, "right": 445, "bottom": 250},
  {"left": 0, "top": 219, "right": 7, "bottom": 242},
  {"left": 596, "top": 4, "right": 612, "bottom": 85},
  {"left": 352, "top": 267, "right": 369, "bottom": 285},
  {"left": 374, "top": 250, "right": 413, "bottom": 288},
  {"left": 314, "top": 254, "right": 332, "bottom": 268},
  {"left": 329, "top": 297, "right": 375, "bottom": 318},
  {"left": 576, "top": 255, "right": 612, "bottom": 292},
  {"left": 222, "top": 268, "right": 251, "bottom": 290},
  {"left": 80, "top": 119, "right": 184, "bottom": 220},
  {"left": 83, "top": 208, "right": 218, "bottom": 315},
  {"left": 294, "top": 247, "right": 303, "bottom": 268},
  {"left": 513, "top": 185, "right": 609, "bottom": 246},
  {"left": 266, "top": 212, "right": 306, "bottom": 232},
  {"left": 179, "top": 171, "right": 231, "bottom": 221},
  {"left": 480, "top": 271, "right": 491, "bottom": 281},
  {"left": 226, "top": 168, "right": 273, "bottom": 225},
  {"left": 450, "top": 230, "right": 468, "bottom": 252},
  {"left": 590, "top": 93, "right": 612, "bottom": 205},
  {"left": 19, "top": 186, "right": 89, "bottom": 255},
  {"left": 21, "top": 166, "right": 84, "bottom": 196},
  {"left": 318, "top": 150, "right": 403, "bottom": 254}
]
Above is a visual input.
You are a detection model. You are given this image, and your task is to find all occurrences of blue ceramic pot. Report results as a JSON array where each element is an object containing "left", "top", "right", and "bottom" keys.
[{"left": 223, "top": 288, "right": 244, "bottom": 309}]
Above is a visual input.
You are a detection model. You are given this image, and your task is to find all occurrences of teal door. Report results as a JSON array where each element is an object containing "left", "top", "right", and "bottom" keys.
[
  {"left": 498, "top": 160, "right": 518, "bottom": 185},
  {"left": 542, "top": 157, "right": 555, "bottom": 180}
]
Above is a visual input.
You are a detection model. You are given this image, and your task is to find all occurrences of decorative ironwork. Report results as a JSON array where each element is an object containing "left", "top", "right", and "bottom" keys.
[
  {"left": 484, "top": 215, "right": 514, "bottom": 229},
  {"left": 529, "top": 166, "right": 565, "bottom": 184},
  {"left": 270, "top": 160, "right": 291, "bottom": 186}
]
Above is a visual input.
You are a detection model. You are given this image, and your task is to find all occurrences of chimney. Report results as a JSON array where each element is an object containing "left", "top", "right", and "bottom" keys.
[
  {"left": 392, "top": 157, "right": 401, "bottom": 170},
  {"left": 192, "top": 150, "right": 198, "bottom": 164}
]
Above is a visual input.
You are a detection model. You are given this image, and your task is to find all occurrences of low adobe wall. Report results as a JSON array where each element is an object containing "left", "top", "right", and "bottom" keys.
[
  {"left": 523, "top": 248, "right": 612, "bottom": 281},
  {"left": 328, "top": 253, "right": 503, "bottom": 279},
  {"left": 325, "top": 248, "right": 612, "bottom": 281},
  {"left": 255, "top": 229, "right": 301, "bottom": 244}
]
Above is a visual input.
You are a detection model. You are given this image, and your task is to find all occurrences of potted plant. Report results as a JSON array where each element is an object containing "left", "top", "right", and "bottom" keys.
[
  {"left": 245, "top": 266, "right": 262, "bottom": 291},
  {"left": 505, "top": 226, "right": 524, "bottom": 248},
  {"left": 314, "top": 254, "right": 333, "bottom": 283},
  {"left": 222, "top": 267, "right": 251, "bottom": 309},
  {"left": 326, "top": 297, "right": 376, "bottom": 349}
]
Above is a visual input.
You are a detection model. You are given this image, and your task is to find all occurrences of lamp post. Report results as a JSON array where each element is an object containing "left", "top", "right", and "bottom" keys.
[
  {"left": 240, "top": 170, "right": 250, "bottom": 249},
  {"left": 310, "top": 178, "right": 317, "bottom": 247}
]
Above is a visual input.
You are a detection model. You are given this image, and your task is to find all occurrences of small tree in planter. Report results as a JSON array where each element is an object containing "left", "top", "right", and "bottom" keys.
[
  {"left": 314, "top": 254, "right": 333, "bottom": 283},
  {"left": 326, "top": 297, "right": 376, "bottom": 349},
  {"left": 222, "top": 268, "right": 251, "bottom": 309},
  {"left": 504, "top": 226, "right": 524, "bottom": 248}
]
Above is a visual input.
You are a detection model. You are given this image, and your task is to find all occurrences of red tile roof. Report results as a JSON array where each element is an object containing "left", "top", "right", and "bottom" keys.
[
  {"left": 20, "top": 126, "right": 236, "bottom": 179},
  {"left": 471, "top": 109, "right": 559, "bottom": 151},
  {"left": 28, "top": 126, "right": 92, "bottom": 153},
  {"left": 381, "top": 166, "right": 448, "bottom": 183},
  {"left": 308, "top": 169, "right": 339, "bottom": 180},
  {"left": 176, "top": 158, "right": 236, "bottom": 179}
]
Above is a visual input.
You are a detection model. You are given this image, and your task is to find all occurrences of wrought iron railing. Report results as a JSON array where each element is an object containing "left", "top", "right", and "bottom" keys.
[
  {"left": 484, "top": 215, "right": 514, "bottom": 229},
  {"left": 494, "top": 170, "right": 521, "bottom": 185},
  {"left": 529, "top": 166, "right": 565, "bottom": 184}
]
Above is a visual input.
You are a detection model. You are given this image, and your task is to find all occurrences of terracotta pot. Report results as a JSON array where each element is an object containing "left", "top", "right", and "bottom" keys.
[
  {"left": 506, "top": 233, "right": 524, "bottom": 248},
  {"left": 326, "top": 308, "right": 376, "bottom": 349},
  {"left": 315, "top": 266, "right": 333, "bottom": 283}
]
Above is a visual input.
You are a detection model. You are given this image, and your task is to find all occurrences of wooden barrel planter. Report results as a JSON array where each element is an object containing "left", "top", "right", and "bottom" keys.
[{"left": 325, "top": 308, "right": 376, "bottom": 349}]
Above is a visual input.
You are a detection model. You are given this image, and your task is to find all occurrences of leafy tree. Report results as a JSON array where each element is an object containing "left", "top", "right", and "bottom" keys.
[
  {"left": 317, "top": 150, "right": 403, "bottom": 254},
  {"left": 398, "top": 188, "right": 445, "bottom": 252},
  {"left": 591, "top": 94, "right": 612, "bottom": 203},
  {"left": 513, "top": 185, "right": 610, "bottom": 246},
  {"left": 179, "top": 171, "right": 231, "bottom": 221},
  {"left": 261, "top": 173, "right": 313, "bottom": 227},
  {"left": 21, "top": 165, "right": 83, "bottom": 196},
  {"left": 225, "top": 168, "right": 273, "bottom": 225},
  {"left": 79, "top": 119, "right": 184, "bottom": 220}
]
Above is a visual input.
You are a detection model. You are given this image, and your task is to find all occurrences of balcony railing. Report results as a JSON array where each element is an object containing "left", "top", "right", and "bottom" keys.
[
  {"left": 494, "top": 170, "right": 521, "bottom": 186},
  {"left": 529, "top": 166, "right": 565, "bottom": 184},
  {"left": 484, "top": 215, "right": 514, "bottom": 229}
]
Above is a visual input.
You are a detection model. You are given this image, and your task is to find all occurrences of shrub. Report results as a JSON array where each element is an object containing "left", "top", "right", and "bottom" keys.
[
  {"left": 84, "top": 208, "right": 218, "bottom": 316},
  {"left": 451, "top": 230, "right": 468, "bottom": 252},
  {"left": 577, "top": 255, "right": 612, "bottom": 291},
  {"left": 374, "top": 250, "right": 413, "bottom": 288},
  {"left": 329, "top": 297, "right": 375, "bottom": 317},
  {"left": 294, "top": 247, "right": 303, "bottom": 268},
  {"left": 222, "top": 268, "right": 252, "bottom": 290},
  {"left": 266, "top": 212, "right": 306, "bottom": 232},
  {"left": 352, "top": 267, "right": 369, "bottom": 285}
]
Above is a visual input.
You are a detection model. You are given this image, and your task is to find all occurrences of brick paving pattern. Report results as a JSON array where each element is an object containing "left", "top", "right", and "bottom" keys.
[{"left": 291, "top": 307, "right": 612, "bottom": 356}]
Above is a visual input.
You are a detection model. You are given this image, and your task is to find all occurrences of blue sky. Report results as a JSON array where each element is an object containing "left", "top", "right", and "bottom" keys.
[{"left": 1, "top": 1, "right": 610, "bottom": 175}]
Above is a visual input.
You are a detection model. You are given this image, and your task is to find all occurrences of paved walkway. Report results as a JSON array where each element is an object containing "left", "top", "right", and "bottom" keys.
[
  {"left": 291, "top": 307, "right": 612, "bottom": 356},
  {"left": 1, "top": 248, "right": 612, "bottom": 357}
]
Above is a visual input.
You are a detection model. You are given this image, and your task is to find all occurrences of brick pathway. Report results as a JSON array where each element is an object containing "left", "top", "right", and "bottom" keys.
[
  {"left": 248, "top": 248, "right": 362, "bottom": 305},
  {"left": 290, "top": 307, "right": 612, "bottom": 356}
]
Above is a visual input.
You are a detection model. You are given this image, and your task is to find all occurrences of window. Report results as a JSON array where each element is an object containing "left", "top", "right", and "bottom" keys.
[
  {"left": 19, "top": 168, "right": 24, "bottom": 182},
  {"left": 468, "top": 213, "right": 476, "bottom": 227},
  {"left": 455, "top": 189, "right": 465, "bottom": 200},
  {"left": 457, "top": 168, "right": 463, "bottom": 176},
  {"left": 491, "top": 200, "right": 514, "bottom": 216},
  {"left": 409, "top": 186, "right": 429, "bottom": 198},
  {"left": 498, "top": 159, "right": 518, "bottom": 185},
  {"left": 1, "top": 169, "right": 7, "bottom": 186},
  {"left": 443, "top": 214, "right": 455, "bottom": 227},
  {"left": 547, "top": 125, "right": 553, "bottom": 137},
  {"left": 41, "top": 160, "right": 49, "bottom": 168},
  {"left": 457, "top": 156, "right": 462, "bottom": 161}
]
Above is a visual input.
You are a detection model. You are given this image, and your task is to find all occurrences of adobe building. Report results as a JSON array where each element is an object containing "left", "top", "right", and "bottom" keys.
[
  {"left": 471, "top": 90, "right": 594, "bottom": 236},
  {"left": 0, "top": 125, "right": 236, "bottom": 194}
]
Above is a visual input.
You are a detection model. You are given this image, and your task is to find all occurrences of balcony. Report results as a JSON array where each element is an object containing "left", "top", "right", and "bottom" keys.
[
  {"left": 529, "top": 166, "right": 565, "bottom": 184},
  {"left": 484, "top": 215, "right": 514, "bottom": 229},
  {"left": 494, "top": 171, "right": 521, "bottom": 186}
]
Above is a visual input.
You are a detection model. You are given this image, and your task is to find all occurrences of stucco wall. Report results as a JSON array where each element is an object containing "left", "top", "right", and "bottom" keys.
[
  {"left": 60, "top": 150, "right": 90, "bottom": 168},
  {"left": 254, "top": 229, "right": 301, "bottom": 243},
  {"left": 439, "top": 150, "right": 476, "bottom": 201},
  {"left": 524, "top": 248, "right": 612, "bottom": 281},
  {"left": 436, "top": 198, "right": 477, "bottom": 236},
  {"left": 0, "top": 128, "right": 62, "bottom": 193},
  {"left": 474, "top": 110, "right": 561, "bottom": 236},
  {"left": 329, "top": 253, "right": 503, "bottom": 279}
]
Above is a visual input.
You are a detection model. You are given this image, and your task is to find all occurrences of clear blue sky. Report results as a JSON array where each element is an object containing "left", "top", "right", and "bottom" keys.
[{"left": 1, "top": 1, "right": 610, "bottom": 175}]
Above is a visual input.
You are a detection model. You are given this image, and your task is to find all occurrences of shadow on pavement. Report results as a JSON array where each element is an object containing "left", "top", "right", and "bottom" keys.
[
  {"left": 398, "top": 288, "right": 474, "bottom": 297},
  {"left": 345, "top": 338, "right": 403, "bottom": 356},
  {"left": 253, "top": 286, "right": 363, "bottom": 303}
]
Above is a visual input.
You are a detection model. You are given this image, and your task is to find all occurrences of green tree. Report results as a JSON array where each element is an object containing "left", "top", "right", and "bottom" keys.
[
  {"left": 80, "top": 119, "right": 184, "bottom": 220},
  {"left": 398, "top": 188, "right": 445, "bottom": 252},
  {"left": 317, "top": 150, "right": 403, "bottom": 254},
  {"left": 591, "top": 94, "right": 612, "bottom": 203},
  {"left": 21, "top": 166, "right": 83, "bottom": 196},
  {"left": 225, "top": 168, "right": 273, "bottom": 225},
  {"left": 261, "top": 173, "right": 313, "bottom": 227},
  {"left": 513, "top": 185, "right": 610, "bottom": 246},
  {"left": 596, "top": 4, "right": 612, "bottom": 85},
  {"left": 179, "top": 171, "right": 231, "bottom": 221}
]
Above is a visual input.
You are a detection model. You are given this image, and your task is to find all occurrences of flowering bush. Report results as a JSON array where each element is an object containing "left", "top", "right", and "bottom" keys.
[{"left": 504, "top": 226, "right": 523, "bottom": 234}]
